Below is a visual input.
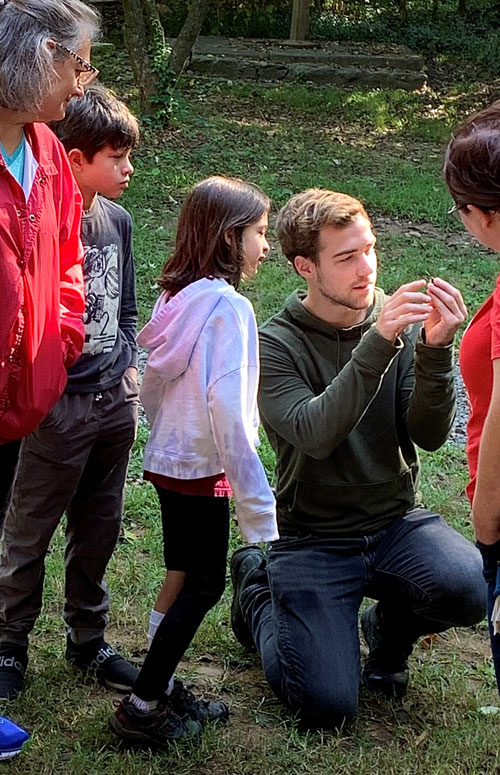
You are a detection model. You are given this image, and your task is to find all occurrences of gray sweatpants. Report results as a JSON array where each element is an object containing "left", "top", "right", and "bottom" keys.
[{"left": 0, "top": 372, "right": 138, "bottom": 648}]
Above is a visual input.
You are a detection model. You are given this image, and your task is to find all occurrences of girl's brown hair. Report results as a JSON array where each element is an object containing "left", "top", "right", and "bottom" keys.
[
  {"left": 159, "top": 175, "right": 270, "bottom": 294},
  {"left": 444, "top": 101, "right": 500, "bottom": 210}
]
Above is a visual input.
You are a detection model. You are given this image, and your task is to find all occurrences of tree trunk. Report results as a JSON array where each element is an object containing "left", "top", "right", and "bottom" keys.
[
  {"left": 399, "top": 0, "right": 408, "bottom": 25},
  {"left": 121, "top": 0, "right": 158, "bottom": 113},
  {"left": 290, "top": 0, "right": 310, "bottom": 40},
  {"left": 458, "top": 0, "right": 466, "bottom": 16},
  {"left": 170, "top": 0, "right": 210, "bottom": 76},
  {"left": 432, "top": 0, "right": 438, "bottom": 21}
]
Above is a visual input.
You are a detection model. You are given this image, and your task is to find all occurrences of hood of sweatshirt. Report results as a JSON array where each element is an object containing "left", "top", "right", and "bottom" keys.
[
  {"left": 284, "top": 287, "right": 387, "bottom": 339},
  {"left": 137, "top": 277, "right": 234, "bottom": 380}
]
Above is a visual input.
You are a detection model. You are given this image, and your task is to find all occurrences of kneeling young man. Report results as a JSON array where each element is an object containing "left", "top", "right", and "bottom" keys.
[{"left": 231, "top": 189, "right": 484, "bottom": 728}]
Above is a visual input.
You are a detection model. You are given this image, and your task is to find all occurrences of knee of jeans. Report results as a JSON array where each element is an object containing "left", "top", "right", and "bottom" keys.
[
  {"left": 460, "top": 594, "right": 487, "bottom": 627},
  {"left": 439, "top": 578, "right": 486, "bottom": 628},
  {"left": 291, "top": 682, "right": 358, "bottom": 730}
]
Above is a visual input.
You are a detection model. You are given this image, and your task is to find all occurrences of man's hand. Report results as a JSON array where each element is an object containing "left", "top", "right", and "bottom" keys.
[
  {"left": 423, "top": 277, "right": 467, "bottom": 346},
  {"left": 376, "top": 280, "right": 433, "bottom": 344}
]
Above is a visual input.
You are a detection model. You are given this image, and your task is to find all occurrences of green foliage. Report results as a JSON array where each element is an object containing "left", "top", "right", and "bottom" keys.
[
  {"left": 312, "top": 1, "right": 500, "bottom": 74},
  {"left": 146, "top": 15, "right": 176, "bottom": 125},
  {"left": 160, "top": 0, "right": 294, "bottom": 37},
  {"left": 147, "top": 52, "right": 177, "bottom": 126}
]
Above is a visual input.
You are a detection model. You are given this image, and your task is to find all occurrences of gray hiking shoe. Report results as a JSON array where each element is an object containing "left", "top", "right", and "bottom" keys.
[
  {"left": 109, "top": 695, "right": 202, "bottom": 748},
  {"left": 361, "top": 604, "right": 410, "bottom": 698},
  {"left": 168, "top": 679, "right": 229, "bottom": 723}
]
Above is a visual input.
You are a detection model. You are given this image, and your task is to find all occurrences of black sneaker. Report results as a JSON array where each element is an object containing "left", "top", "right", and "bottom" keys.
[
  {"left": 361, "top": 604, "right": 410, "bottom": 698},
  {"left": 167, "top": 679, "right": 229, "bottom": 723},
  {"left": 230, "top": 546, "right": 266, "bottom": 651},
  {"left": 0, "top": 645, "right": 28, "bottom": 701},
  {"left": 109, "top": 695, "right": 202, "bottom": 748},
  {"left": 66, "top": 637, "right": 139, "bottom": 692}
]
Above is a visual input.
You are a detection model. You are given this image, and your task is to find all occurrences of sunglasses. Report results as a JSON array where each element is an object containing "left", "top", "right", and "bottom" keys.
[{"left": 54, "top": 42, "right": 99, "bottom": 86}]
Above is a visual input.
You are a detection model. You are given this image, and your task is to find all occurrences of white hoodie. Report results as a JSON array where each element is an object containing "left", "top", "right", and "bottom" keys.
[{"left": 138, "top": 277, "right": 278, "bottom": 544}]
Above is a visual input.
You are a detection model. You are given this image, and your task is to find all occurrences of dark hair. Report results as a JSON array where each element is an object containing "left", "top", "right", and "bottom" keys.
[
  {"left": 277, "top": 188, "right": 369, "bottom": 266},
  {"left": 159, "top": 176, "right": 270, "bottom": 294},
  {"left": 444, "top": 101, "right": 500, "bottom": 210},
  {"left": 50, "top": 83, "right": 139, "bottom": 160}
]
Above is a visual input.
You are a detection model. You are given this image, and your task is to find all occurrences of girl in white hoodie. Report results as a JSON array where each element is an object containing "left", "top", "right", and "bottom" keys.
[{"left": 110, "top": 176, "right": 278, "bottom": 748}]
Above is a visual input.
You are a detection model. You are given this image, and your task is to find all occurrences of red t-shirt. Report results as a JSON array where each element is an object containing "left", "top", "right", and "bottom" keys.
[
  {"left": 144, "top": 470, "right": 233, "bottom": 498},
  {"left": 459, "top": 274, "right": 500, "bottom": 503}
]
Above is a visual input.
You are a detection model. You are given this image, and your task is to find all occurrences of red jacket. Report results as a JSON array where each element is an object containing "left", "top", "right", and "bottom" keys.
[{"left": 0, "top": 122, "right": 85, "bottom": 442}]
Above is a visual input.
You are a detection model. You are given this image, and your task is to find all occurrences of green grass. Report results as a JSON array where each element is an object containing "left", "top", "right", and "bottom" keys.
[{"left": 6, "top": 49, "right": 500, "bottom": 774}]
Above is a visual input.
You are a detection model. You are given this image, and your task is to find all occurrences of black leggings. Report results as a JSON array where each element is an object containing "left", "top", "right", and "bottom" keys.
[{"left": 133, "top": 486, "right": 230, "bottom": 701}]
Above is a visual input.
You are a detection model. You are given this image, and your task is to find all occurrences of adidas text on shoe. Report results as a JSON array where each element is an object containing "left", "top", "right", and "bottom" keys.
[
  {"left": 109, "top": 696, "right": 202, "bottom": 749},
  {"left": 66, "top": 638, "right": 139, "bottom": 693},
  {"left": 0, "top": 647, "right": 28, "bottom": 701}
]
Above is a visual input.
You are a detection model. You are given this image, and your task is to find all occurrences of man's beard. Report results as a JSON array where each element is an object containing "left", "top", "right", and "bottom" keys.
[{"left": 317, "top": 276, "right": 374, "bottom": 312}]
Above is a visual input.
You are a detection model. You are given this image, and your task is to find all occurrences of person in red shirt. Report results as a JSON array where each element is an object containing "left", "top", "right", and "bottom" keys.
[
  {"left": 0, "top": 0, "right": 100, "bottom": 523},
  {"left": 445, "top": 101, "right": 500, "bottom": 693}
]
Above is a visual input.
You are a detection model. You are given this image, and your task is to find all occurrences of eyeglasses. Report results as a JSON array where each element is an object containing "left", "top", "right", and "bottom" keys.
[
  {"left": 54, "top": 42, "right": 99, "bottom": 86},
  {"left": 447, "top": 202, "right": 466, "bottom": 222}
]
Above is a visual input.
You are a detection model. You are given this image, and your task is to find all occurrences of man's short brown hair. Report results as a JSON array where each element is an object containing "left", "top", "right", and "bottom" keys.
[{"left": 277, "top": 189, "right": 369, "bottom": 264}]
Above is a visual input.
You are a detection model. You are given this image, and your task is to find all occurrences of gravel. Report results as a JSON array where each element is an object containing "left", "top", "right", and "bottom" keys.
[{"left": 450, "top": 362, "right": 468, "bottom": 447}]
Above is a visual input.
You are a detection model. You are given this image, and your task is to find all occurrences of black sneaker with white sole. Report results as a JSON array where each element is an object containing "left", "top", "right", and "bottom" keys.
[
  {"left": 66, "top": 637, "right": 139, "bottom": 692},
  {"left": 0, "top": 645, "right": 28, "bottom": 701},
  {"left": 167, "top": 679, "right": 229, "bottom": 723},
  {"left": 109, "top": 695, "right": 202, "bottom": 748},
  {"left": 361, "top": 604, "right": 411, "bottom": 698}
]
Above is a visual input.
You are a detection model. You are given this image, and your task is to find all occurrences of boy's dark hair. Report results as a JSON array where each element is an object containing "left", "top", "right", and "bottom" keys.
[
  {"left": 444, "top": 100, "right": 500, "bottom": 210},
  {"left": 159, "top": 175, "right": 270, "bottom": 294},
  {"left": 51, "top": 82, "right": 139, "bottom": 160}
]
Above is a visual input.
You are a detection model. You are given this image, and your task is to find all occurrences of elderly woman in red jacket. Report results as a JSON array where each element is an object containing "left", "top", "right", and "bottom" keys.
[{"left": 0, "top": 0, "right": 100, "bottom": 523}]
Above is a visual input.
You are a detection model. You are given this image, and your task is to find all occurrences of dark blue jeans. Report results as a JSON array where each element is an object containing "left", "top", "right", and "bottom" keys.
[
  {"left": 241, "top": 508, "right": 484, "bottom": 728},
  {"left": 476, "top": 541, "right": 500, "bottom": 694}
]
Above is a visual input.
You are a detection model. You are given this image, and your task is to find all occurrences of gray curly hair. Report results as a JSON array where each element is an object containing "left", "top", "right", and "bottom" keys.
[{"left": 0, "top": 0, "right": 100, "bottom": 112}]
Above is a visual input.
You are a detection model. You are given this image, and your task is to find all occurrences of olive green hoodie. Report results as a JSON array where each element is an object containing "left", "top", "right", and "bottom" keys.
[{"left": 258, "top": 288, "right": 456, "bottom": 537}]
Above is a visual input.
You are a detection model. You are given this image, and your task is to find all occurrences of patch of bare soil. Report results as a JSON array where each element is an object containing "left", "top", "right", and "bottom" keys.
[
  {"left": 373, "top": 213, "right": 492, "bottom": 252},
  {"left": 437, "top": 624, "right": 492, "bottom": 666}
]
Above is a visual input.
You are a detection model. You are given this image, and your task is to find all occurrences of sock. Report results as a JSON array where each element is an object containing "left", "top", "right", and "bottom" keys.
[
  {"left": 146, "top": 610, "right": 174, "bottom": 696},
  {"left": 129, "top": 693, "right": 159, "bottom": 712},
  {"left": 147, "top": 609, "right": 165, "bottom": 649},
  {"left": 165, "top": 676, "right": 175, "bottom": 695}
]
